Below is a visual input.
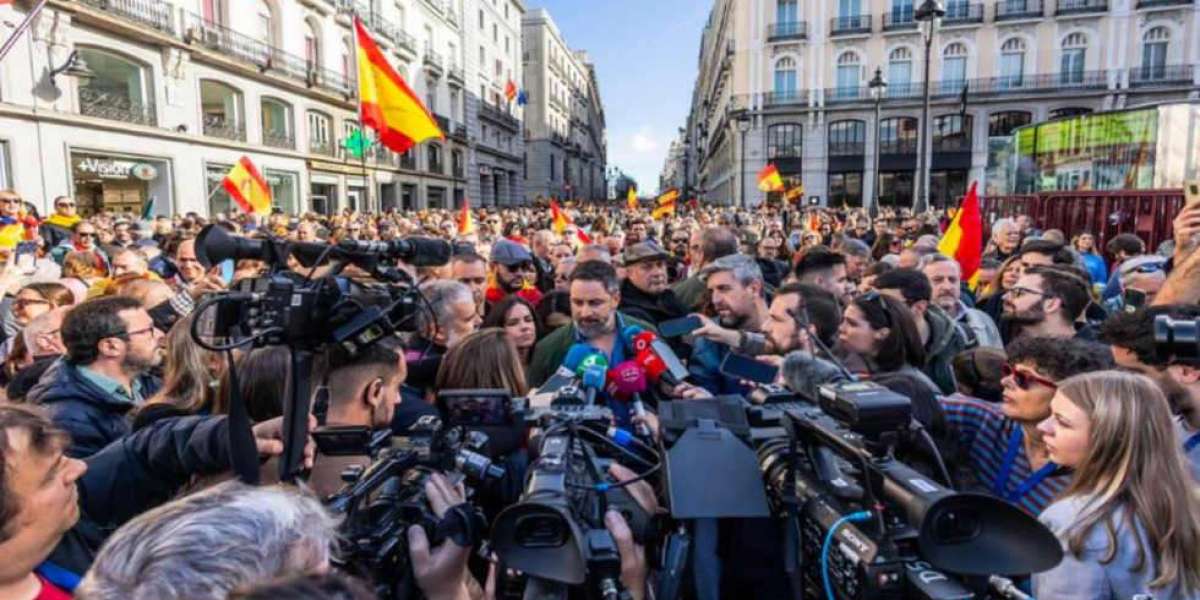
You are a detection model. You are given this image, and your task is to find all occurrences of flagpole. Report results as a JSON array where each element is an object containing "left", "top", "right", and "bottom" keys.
[
  {"left": 349, "top": 12, "right": 372, "bottom": 214},
  {"left": 0, "top": 0, "right": 49, "bottom": 64}
]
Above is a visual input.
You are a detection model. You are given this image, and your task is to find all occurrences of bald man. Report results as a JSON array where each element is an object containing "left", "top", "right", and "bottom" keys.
[{"left": 7, "top": 307, "right": 68, "bottom": 401}]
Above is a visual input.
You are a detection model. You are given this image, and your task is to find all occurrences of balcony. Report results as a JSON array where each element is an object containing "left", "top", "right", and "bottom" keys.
[
  {"left": 79, "top": 0, "right": 175, "bottom": 36},
  {"left": 396, "top": 31, "right": 417, "bottom": 55},
  {"left": 995, "top": 0, "right": 1043, "bottom": 20},
  {"left": 428, "top": 157, "right": 443, "bottom": 174},
  {"left": 203, "top": 116, "right": 246, "bottom": 141},
  {"left": 451, "top": 123, "right": 469, "bottom": 141},
  {"left": 182, "top": 12, "right": 351, "bottom": 97},
  {"left": 1129, "top": 64, "right": 1195, "bottom": 87},
  {"left": 826, "top": 86, "right": 869, "bottom": 103},
  {"left": 423, "top": 46, "right": 444, "bottom": 74},
  {"left": 448, "top": 62, "right": 465, "bottom": 84},
  {"left": 1136, "top": 0, "right": 1193, "bottom": 7},
  {"left": 434, "top": 114, "right": 451, "bottom": 134},
  {"left": 881, "top": 11, "right": 917, "bottom": 31},
  {"left": 830, "top": 14, "right": 872, "bottom": 36},
  {"left": 263, "top": 131, "right": 295, "bottom": 150},
  {"left": 480, "top": 102, "right": 520, "bottom": 131},
  {"left": 829, "top": 141, "right": 866, "bottom": 156},
  {"left": 309, "top": 139, "right": 336, "bottom": 157},
  {"left": 1056, "top": 0, "right": 1108, "bottom": 15},
  {"left": 943, "top": 3, "right": 985, "bottom": 25},
  {"left": 767, "top": 21, "right": 808, "bottom": 41},
  {"left": 764, "top": 90, "right": 807, "bottom": 107},
  {"left": 78, "top": 87, "right": 156, "bottom": 127},
  {"left": 373, "top": 147, "right": 396, "bottom": 167},
  {"left": 399, "top": 151, "right": 417, "bottom": 170},
  {"left": 966, "top": 70, "right": 1110, "bottom": 94}
]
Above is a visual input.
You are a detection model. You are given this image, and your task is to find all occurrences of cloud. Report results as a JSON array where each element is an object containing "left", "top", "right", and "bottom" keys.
[{"left": 630, "top": 129, "right": 659, "bottom": 154}]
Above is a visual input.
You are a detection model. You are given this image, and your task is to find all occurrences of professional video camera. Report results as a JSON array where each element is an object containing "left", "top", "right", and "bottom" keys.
[
  {"left": 1155, "top": 314, "right": 1200, "bottom": 364},
  {"left": 323, "top": 415, "right": 500, "bottom": 600}
]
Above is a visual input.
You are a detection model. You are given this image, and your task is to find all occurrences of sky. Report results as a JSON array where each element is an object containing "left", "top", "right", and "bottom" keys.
[{"left": 532, "top": 0, "right": 712, "bottom": 196}]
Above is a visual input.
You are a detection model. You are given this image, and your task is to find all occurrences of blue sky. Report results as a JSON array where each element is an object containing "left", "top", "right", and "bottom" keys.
[{"left": 532, "top": 1, "right": 711, "bottom": 196}]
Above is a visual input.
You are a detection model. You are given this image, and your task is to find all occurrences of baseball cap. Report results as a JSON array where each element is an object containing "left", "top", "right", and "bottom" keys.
[
  {"left": 623, "top": 241, "right": 670, "bottom": 266},
  {"left": 490, "top": 238, "right": 533, "bottom": 266}
]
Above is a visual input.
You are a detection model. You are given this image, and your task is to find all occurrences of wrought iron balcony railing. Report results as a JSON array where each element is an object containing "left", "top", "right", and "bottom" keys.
[
  {"left": 1056, "top": 0, "right": 1108, "bottom": 15},
  {"left": 79, "top": 0, "right": 175, "bottom": 35},
  {"left": 881, "top": 11, "right": 917, "bottom": 31},
  {"left": 203, "top": 116, "right": 247, "bottom": 141},
  {"left": 79, "top": 87, "right": 157, "bottom": 127},
  {"left": 995, "top": 0, "right": 1043, "bottom": 20},
  {"left": 830, "top": 14, "right": 872, "bottom": 35},
  {"left": 1129, "top": 64, "right": 1195, "bottom": 86},
  {"left": 767, "top": 21, "right": 808, "bottom": 41},
  {"left": 263, "top": 131, "right": 295, "bottom": 149}
]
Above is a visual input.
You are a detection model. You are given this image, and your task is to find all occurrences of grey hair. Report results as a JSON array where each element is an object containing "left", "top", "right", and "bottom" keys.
[
  {"left": 75, "top": 482, "right": 339, "bottom": 600},
  {"left": 841, "top": 238, "right": 871, "bottom": 258},
  {"left": 700, "top": 254, "right": 763, "bottom": 287},
  {"left": 417, "top": 279, "right": 474, "bottom": 334},
  {"left": 991, "top": 218, "right": 1015, "bottom": 239}
]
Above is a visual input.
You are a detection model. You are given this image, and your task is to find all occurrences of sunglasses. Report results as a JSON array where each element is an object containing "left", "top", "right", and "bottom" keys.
[
  {"left": 858, "top": 290, "right": 893, "bottom": 327},
  {"left": 77, "top": 232, "right": 96, "bottom": 238},
  {"left": 1002, "top": 363, "right": 1058, "bottom": 390},
  {"left": 57, "top": 202, "right": 76, "bottom": 208}
]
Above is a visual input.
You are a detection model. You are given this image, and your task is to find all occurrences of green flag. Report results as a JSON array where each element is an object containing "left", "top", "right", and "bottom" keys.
[
  {"left": 342, "top": 128, "right": 373, "bottom": 159},
  {"left": 140, "top": 196, "right": 155, "bottom": 220}
]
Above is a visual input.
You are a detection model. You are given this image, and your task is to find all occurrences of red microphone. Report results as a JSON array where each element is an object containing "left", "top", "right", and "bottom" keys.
[
  {"left": 632, "top": 330, "right": 656, "bottom": 355},
  {"left": 606, "top": 360, "right": 648, "bottom": 400},
  {"left": 636, "top": 349, "right": 667, "bottom": 383}
]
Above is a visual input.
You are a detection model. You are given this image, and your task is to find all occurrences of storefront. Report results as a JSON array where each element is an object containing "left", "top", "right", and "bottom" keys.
[
  {"left": 205, "top": 162, "right": 300, "bottom": 215},
  {"left": 71, "top": 151, "right": 172, "bottom": 217},
  {"left": 310, "top": 173, "right": 340, "bottom": 215}
]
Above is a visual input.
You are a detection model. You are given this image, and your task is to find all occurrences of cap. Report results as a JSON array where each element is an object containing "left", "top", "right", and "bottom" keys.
[
  {"left": 490, "top": 238, "right": 533, "bottom": 266},
  {"left": 623, "top": 241, "right": 670, "bottom": 266}
]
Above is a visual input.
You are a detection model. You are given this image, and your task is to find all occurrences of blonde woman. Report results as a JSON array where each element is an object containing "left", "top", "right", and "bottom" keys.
[{"left": 1035, "top": 371, "right": 1200, "bottom": 599}]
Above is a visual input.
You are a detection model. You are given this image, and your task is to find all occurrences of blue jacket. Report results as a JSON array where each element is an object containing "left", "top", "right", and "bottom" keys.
[
  {"left": 1080, "top": 252, "right": 1108, "bottom": 288},
  {"left": 27, "top": 359, "right": 161, "bottom": 458},
  {"left": 687, "top": 337, "right": 751, "bottom": 397}
]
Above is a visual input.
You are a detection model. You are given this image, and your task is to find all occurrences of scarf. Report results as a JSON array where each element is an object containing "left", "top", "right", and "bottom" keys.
[{"left": 44, "top": 213, "right": 82, "bottom": 229}]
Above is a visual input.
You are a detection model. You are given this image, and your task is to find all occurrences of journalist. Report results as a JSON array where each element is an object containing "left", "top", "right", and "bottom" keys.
[
  {"left": 683, "top": 255, "right": 771, "bottom": 396},
  {"left": 872, "top": 268, "right": 969, "bottom": 395},
  {"left": 836, "top": 291, "right": 939, "bottom": 395}
]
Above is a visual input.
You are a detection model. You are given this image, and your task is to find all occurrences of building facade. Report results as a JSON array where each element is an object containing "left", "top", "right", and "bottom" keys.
[
  {"left": 0, "top": 0, "right": 509, "bottom": 216},
  {"left": 521, "top": 8, "right": 607, "bottom": 202},
  {"left": 682, "top": 0, "right": 1199, "bottom": 209},
  {"left": 463, "top": 0, "right": 525, "bottom": 207}
]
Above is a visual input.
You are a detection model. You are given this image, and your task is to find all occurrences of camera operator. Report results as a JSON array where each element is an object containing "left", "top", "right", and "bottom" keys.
[
  {"left": 687, "top": 255, "right": 770, "bottom": 396},
  {"left": 939, "top": 336, "right": 1112, "bottom": 514},
  {"left": 1034, "top": 371, "right": 1200, "bottom": 599}
]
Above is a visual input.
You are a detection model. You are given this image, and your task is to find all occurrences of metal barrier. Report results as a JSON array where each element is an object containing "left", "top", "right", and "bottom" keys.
[{"left": 981, "top": 190, "right": 1183, "bottom": 253}]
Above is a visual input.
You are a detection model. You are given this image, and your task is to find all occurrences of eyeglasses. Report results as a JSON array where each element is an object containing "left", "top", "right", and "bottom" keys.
[
  {"left": 1002, "top": 363, "right": 1058, "bottom": 390},
  {"left": 0, "top": 198, "right": 18, "bottom": 205},
  {"left": 13, "top": 298, "right": 50, "bottom": 309},
  {"left": 115, "top": 326, "right": 156, "bottom": 340},
  {"left": 56, "top": 202, "right": 76, "bottom": 208},
  {"left": 1007, "top": 286, "right": 1050, "bottom": 300}
]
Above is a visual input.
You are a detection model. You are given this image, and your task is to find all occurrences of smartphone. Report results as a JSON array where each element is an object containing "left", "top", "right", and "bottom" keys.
[
  {"left": 1186, "top": 180, "right": 1200, "bottom": 209},
  {"left": 1123, "top": 288, "right": 1147, "bottom": 312},
  {"left": 15, "top": 241, "right": 36, "bottom": 273},
  {"left": 719, "top": 352, "right": 780, "bottom": 385},
  {"left": 219, "top": 259, "right": 235, "bottom": 284},
  {"left": 659, "top": 315, "right": 702, "bottom": 338},
  {"left": 437, "top": 389, "right": 514, "bottom": 427}
]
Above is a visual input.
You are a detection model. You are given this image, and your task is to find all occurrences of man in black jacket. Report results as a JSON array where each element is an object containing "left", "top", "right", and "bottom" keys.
[
  {"left": 618, "top": 241, "right": 687, "bottom": 327},
  {"left": 27, "top": 296, "right": 163, "bottom": 458},
  {"left": 5, "top": 308, "right": 66, "bottom": 403}
]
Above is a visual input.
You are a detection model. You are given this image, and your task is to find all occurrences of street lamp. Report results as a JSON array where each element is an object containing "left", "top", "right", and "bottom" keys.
[
  {"left": 868, "top": 67, "right": 888, "bottom": 218},
  {"left": 914, "top": 0, "right": 944, "bottom": 214},
  {"left": 736, "top": 116, "right": 751, "bottom": 208}
]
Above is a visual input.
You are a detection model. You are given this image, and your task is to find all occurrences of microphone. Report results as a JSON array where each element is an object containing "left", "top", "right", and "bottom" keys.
[
  {"left": 636, "top": 348, "right": 669, "bottom": 384},
  {"left": 576, "top": 352, "right": 609, "bottom": 406},
  {"left": 607, "top": 361, "right": 651, "bottom": 438},
  {"left": 631, "top": 329, "right": 689, "bottom": 386},
  {"left": 538, "top": 343, "right": 596, "bottom": 395}
]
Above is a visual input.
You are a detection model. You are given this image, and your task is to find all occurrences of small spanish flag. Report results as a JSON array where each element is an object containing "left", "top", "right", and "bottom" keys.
[
  {"left": 457, "top": 197, "right": 475, "bottom": 235},
  {"left": 550, "top": 200, "right": 591, "bottom": 244},
  {"left": 223, "top": 156, "right": 272, "bottom": 215},
  {"left": 757, "top": 163, "right": 784, "bottom": 192},
  {"left": 626, "top": 187, "right": 638, "bottom": 212},
  {"left": 356, "top": 18, "right": 443, "bottom": 154},
  {"left": 651, "top": 189, "right": 678, "bottom": 221},
  {"left": 505, "top": 80, "right": 518, "bottom": 102},
  {"left": 784, "top": 183, "right": 805, "bottom": 204},
  {"left": 937, "top": 181, "right": 984, "bottom": 290}
]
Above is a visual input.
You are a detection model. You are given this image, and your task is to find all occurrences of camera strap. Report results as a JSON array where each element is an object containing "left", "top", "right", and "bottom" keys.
[
  {"left": 435, "top": 502, "right": 488, "bottom": 548},
  {"left": 226, "top": 350, "right": 261, "bottom": 485},
  {"left": 993, "top": 427, "right": 1057, "bottom": 502}
]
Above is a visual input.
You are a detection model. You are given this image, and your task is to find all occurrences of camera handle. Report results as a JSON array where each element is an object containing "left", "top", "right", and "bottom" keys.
[
  {"left": 656, "top": 524, "right": 691, "bottom": 600},
  {"left": 279, "top": 349, "right": 315, "bottom": 483}
]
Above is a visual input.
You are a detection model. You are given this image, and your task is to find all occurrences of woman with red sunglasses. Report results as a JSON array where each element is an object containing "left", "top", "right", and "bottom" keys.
[{"left": 939, "top": 335, "right": 1113, "bottom": 516}]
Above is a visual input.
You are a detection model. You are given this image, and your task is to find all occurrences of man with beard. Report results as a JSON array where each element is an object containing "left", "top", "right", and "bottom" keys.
[
  {"left": 617, "top": 242, "right": 687, "bottom": 327},
  {"left": 791, "top": 247, "right": 855, "bottom": 306},
  {"left": 923, "top": 255, "right": 1002, "bottom": 348},
  {"left": 1003, "top": 264, "right": 1093, "bottom": 342},
  {"left": 27, "top": 296, "right": 164, "bottom": 458},
  {"left": 449, "top": 252, "right": 488, "bottom": 316},
  {"left": 1100, "top": 304, "right": 1200, "bottom": 481},
  {"left": 486, "top": 239, "right": 541, "bottom": 312},
  {"left": 527, "top": 260, "right": 653, "bottom": 391},
  {"left": 688, "top": 255, "right": 770, "bottom": 395}
]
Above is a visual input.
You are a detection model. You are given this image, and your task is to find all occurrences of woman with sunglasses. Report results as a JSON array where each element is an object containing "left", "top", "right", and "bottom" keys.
[
  {"left": 939, "top": 336, "right": 1113, "bottom": 515},
  {"left": 1034, "top": 371, "right": 1200, "bottom": 599}
]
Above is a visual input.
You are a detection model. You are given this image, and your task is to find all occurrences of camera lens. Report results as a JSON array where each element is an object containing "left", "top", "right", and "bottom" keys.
[
  {"left": 514, "top": 514, "right": 569, "bottom": 548},
  {"left": 1154, "top": 315, "right": 1200, "bottom": 363}
]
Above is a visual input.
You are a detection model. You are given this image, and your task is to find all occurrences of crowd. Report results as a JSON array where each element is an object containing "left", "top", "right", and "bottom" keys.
[{"left": 1, "top": 183, "right": 1200, "bottom": 600}]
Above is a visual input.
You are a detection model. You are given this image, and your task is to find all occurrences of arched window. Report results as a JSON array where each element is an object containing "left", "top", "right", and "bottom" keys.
[
  {"left": 255, "top": 1, "right": 276, "bottom": 47},
  {"left": 879, "top": 117, "right": 918, "bottom": 153},
  {"left": 1060, "top": 32, "right": 1087, "bottom": 84},
  {"left": 768, "top": 123, "right": 802, "bottom": 158},
  {"left": 76, "top": 47, "right": 156, "bottom": 126},
  {"left": 999, "top": 38, "right": 1026, "bottom": 89},
  {"left": 988, "top": 111, "right": 1031, "bottom": 137},
  {"left": 888, "top": 47, "right": 913, "bottom": 96},
  {"left": 304, "top": 18, "right": 322, "bottom": 70},
  {"left": 261, "top": 97, "right": 293, "bottom": 149},
  {"left": 774, "top": 56, "right": 798, "bottom": 101},
  {"left": 828, "top": 119, "right": 866, "bottom": 156},
  {"left": 1140, "top": 26, "right": 1169, "bottom": 80},
  {"left": 307, "top": 110, "right": 333, "bottom": 155},
  {"left": 200, "top": 80, "right": 245, "bottom": 141},
  {"left": 835, "top": 52, "right": 861, "bottom": 99},
  {"left": 942, "top": 42, "right": 968, "bottom": 93},
  {"left": 342, "top": 36, "right": 354, "bottom": 85}
]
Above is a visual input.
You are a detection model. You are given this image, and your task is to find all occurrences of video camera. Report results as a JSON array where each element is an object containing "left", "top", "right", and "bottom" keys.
[{"left": 1155, "top": 315, "right": 1200, "bottom": 365}]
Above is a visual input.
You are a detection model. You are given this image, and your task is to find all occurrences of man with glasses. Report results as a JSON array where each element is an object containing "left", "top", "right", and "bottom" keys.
[
  {"left": 1003, "top": 264, "right": 1094, "bottom": 342},
  {"left": 27, "top": 296, "right": 164, "bottom": 458},
  {"left": 939, "top": 336, "right": 1112, "bottom": 515},
  {"left": 41, "top": 196, "right": 81, "bottom": 249},
  {"left": 1103, "top": 254, "right": 1165, "bottom": 314},
  {"left": 486, "top": 239, "right": 541, "bottom": 312}
]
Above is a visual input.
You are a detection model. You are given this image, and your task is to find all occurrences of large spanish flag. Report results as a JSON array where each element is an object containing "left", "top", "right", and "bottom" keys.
[
  {"left": 355, "top": 18, "right": 442, "bottom": 154},
  {"left": 652, "top": 189, "right": 679, "bottom": 220},
  {"left": 457, "top": 197, "right": 475, "bottom": 235},
  {"left": 757, "top": 163, "right": 784, "bottom": 192},
  {"left": 223, "top": 156, "right": 272, "bottom": 215},
  {"left": 937, "top": 181, "right": 984, "bottom": 289},
  {"left": 626, "top": 186, "right": 638, "bottom": 212}
]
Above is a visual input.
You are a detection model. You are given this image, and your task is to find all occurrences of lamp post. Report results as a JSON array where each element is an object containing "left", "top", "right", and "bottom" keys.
[
  {"left": 914, "top": 0, "right": 944, "bottom": 214},
  {"left": 736, "top": 116, "right": 751, "bottom": 207},
  {"left": 679, "top": 126, "right": 690, "bottom": 203},
  {"left": 868, "top": 67, "right": 888, "bottom": 218}
]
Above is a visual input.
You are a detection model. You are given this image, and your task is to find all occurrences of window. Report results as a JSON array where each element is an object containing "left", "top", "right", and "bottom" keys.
[
  {"left": 999, "top": 38, "right": 1026, "bottom": 88},
  {"left": 451, "top": 149, "right": 464, "bottom": 178},
  {"left": 988, "top": 111, "right": 1031, "bottom": 137},
  {"left": 550, "top": 154, "right": 556, "bottom": 180},
  {"left": 879, "top": 117, "right": 918, "bottom": 153},
  {"left": 828, "top": 120, "right": 866, "bottom": 155},
  {"left": 839, "top": 0, "right": 861, "bottom": 17},
  {"left": 341, "top": 36, "right": 353, "bottom": 85},
  {"left": 480, "top": 45, "right": 485, "bottom": 65},
  {"left": 933, "top": 114, "right": 972, "bottom": 152},
  {"left": 263, "top": 169, "right": 298, "bottom": 214},
  {"left": 396, "top": 3, "right": 405, "bottom": 27},
  {"left": 773, "top": 57, "right": 798, "bottom": 101},
  {"left": 307, "top": 110, "right": 332, "bottom": 155},
  {"left": 777, "top": 0, "right": 797, "bottom": 23},
  {"left": 261, "top": 97, "right": 293, "bottom": 148},
  {"left": 76, "top": 47, "right": 156, "bottom": 126},
  {"left": 478, "top": 9, "right": 484, "bottom": 29},
  {"left": 425, "top": 78, "right": 436, "bottom": 112},
  {"left": 427, "top": 143, "right": 443, "bottom": 174},
  {"left": 200, "top": 80, "right": 244, "bottom": 140},
  {"left": 493, "top": 23, "right": 498, "bottom": 42},
  {"left": 835, "top": 52, "right": 861, "bottom": 99},
  {"left": 888, "top": 47, "right": 913, "bottom": 97},
  {"left": 255, "top": 1, "right": 275, "bottom": 47},
  {"left": 892, "top": 0, "right": 914, "bottom": 20},
  {"left": 945, "top": 0, "right": 970, "bottom": 19},
  {"left": 505, "top": 36, "right": 510, "bottom": 53},
  {"left": 1049, "top": 107, "right": 1092, "bottom": 120},
  {"left": 1141, "top": 26, "right": 1169, "bottom": 79},
  {"left": 304, "top": 19, "right": 321, "bottom": 69},
  {"left": 767, "top": 123, "right": 802, "bottom": 158},
  {"left": 1060, "top": 33, "right": 1087, "bottom": 84},
  {"left": 942, "top": 42, "right": 968, "bottom": 93},
  {"left": 828, "top": 172, "right": 863, "bottom": 207},
  {"left": 0, "top": 141, "right": 9, "bottom": 189}
]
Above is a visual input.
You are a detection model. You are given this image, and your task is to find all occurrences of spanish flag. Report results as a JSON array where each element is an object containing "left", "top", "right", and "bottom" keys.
[
  {"left": 757, "top": 163, "right": 784, "bottom": 192},
  {"left": 457, "top": 197, "right": 475, "bottom": 235},
  {"left": 784, "top": 183, "right": 805, "bottom": 204},
  {"left": 223, "top": 156, "right": 272, "bottom": 215},
  {"left": 355, "top": 18, "right": 443, "bottom": 154},
  {"left": 652, "top": 189, "right": 678, "bottom": 221},
  {"left": 505, "top": 80, "right": 518, "bottom": 102},
  {"left": 550, "top": 200, "right": 591, "bottom": 244},
  {"left": 626, "top": 187, "right": 638, "bottom": 212},
  {"left": 937, "top": 181, "right": 984, "bottom": 289}
]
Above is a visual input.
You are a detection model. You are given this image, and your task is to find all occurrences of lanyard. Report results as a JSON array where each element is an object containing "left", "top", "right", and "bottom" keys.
[
  {"left": 992, "top": 427, "right": 1058, "bottom": 503},
  {"left": 35, "top": 561, "right": 81, "bottom": 593},
  {"left": 1185, "top": 431, "right": 1200, "bottom": 453}
]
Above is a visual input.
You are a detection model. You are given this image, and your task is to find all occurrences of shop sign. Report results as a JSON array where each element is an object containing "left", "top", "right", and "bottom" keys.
[{"left": 74, "top": 157, "right": 158, "bottom": 181}]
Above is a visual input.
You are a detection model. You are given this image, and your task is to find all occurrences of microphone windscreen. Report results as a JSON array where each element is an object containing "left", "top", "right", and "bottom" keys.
[
  {"left": 636, "top": 349, "right": 667, "bottom": 383},
  {"left": 563, "top": 344, "right": 596, "bottom": 372},
  {"left": 609, "top": 361, "right": 648, "bottom": 398},
  {"left": 632, "top": 331, "right": 656, "bottom": 355},
  {"left": 576, "top": 352, "right": 609, "bottom": 375},
  {"left": 581, "top": 365, "right": 607, "bottom": 390}
]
